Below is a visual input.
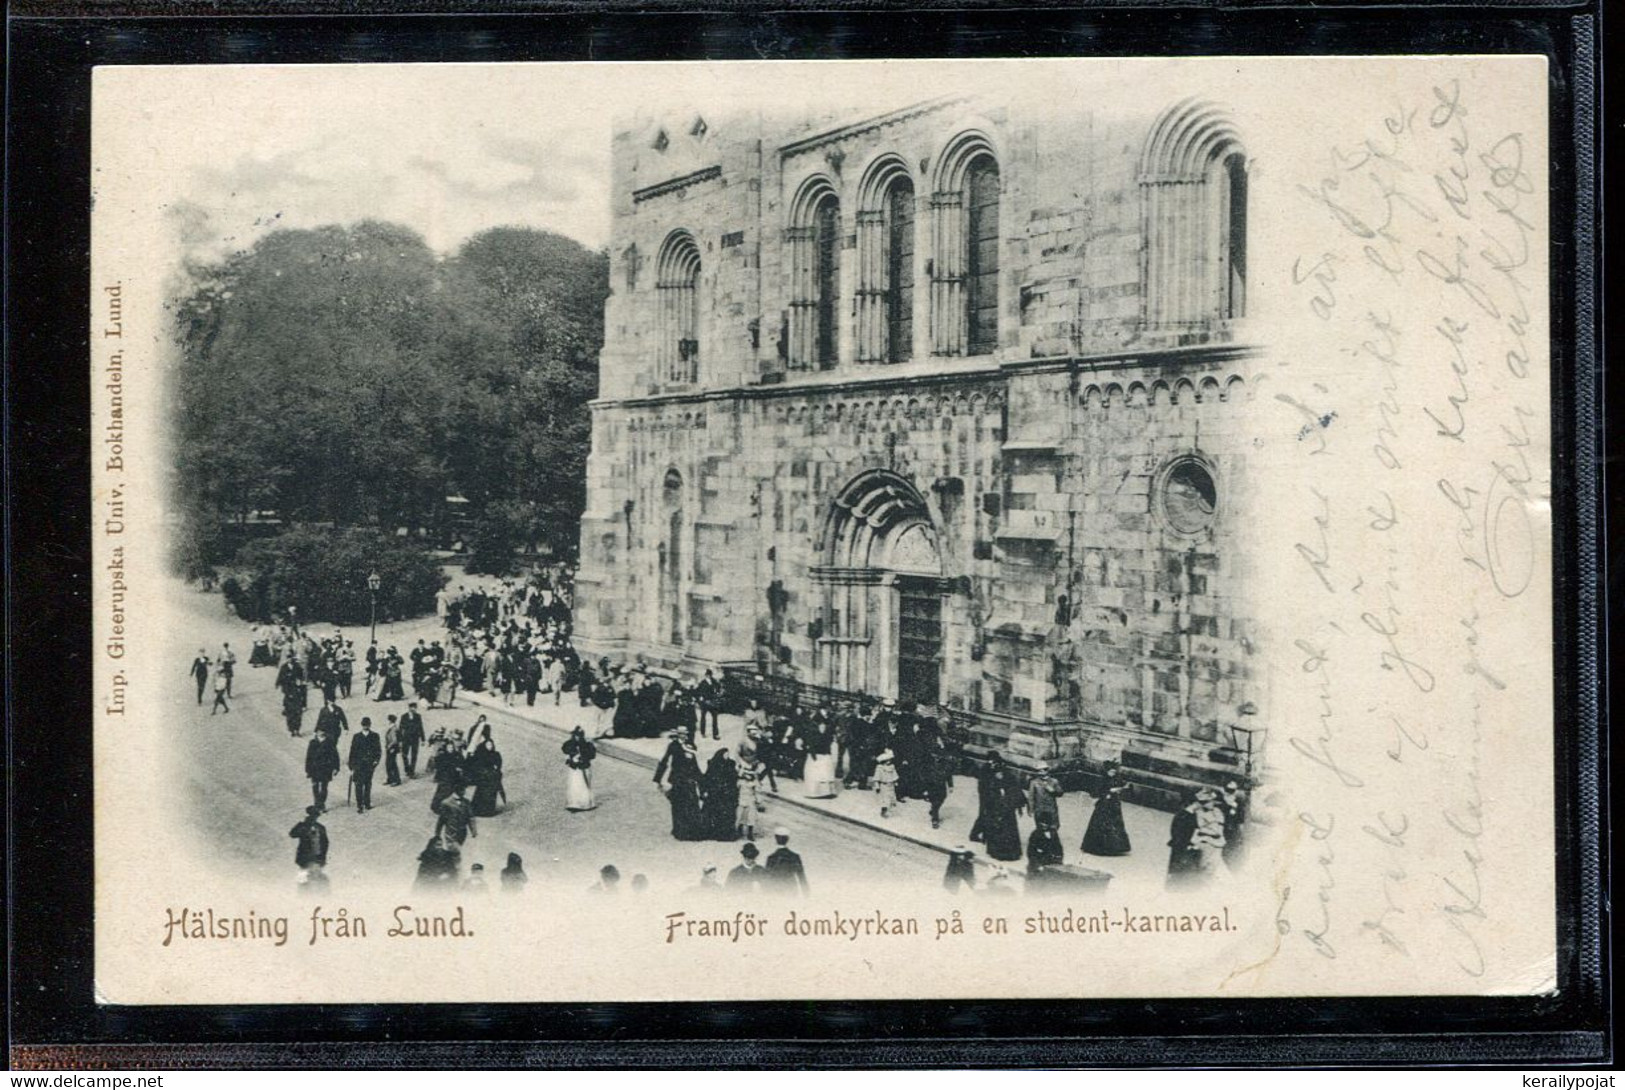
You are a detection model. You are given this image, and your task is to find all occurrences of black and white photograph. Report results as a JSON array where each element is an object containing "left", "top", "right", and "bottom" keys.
[{"left": 87, "top": 56, "right": 1555, "bottom": 1004}]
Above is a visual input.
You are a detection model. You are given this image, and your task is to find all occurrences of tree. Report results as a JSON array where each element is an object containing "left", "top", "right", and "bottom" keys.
[
  {"left": 443, "top": 228, "right": 607, "bottom": 556},
  {"left": 171, "top": 222, "right": 460, "bottom": 536},
  {"left": 167, "top": 221, "right": 608, "bottom": 576}
]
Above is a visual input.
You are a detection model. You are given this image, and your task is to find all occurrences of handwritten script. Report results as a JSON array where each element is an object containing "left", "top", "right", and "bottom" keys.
[{"left": 1266, "top": 70, "right": 1549, "bottom": 987}]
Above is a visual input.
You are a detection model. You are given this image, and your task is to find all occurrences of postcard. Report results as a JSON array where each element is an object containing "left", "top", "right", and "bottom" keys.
[{"left": 90, "top": 55, "right": 1553, "bottom": 1002}]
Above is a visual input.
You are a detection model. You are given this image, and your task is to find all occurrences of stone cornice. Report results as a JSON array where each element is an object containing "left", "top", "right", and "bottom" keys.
[
  {"left": 778, "top": 95, "right": 969, "bottom": 160},
  {"left": 632, "top": 164, "right": 722, "bottom": 204},
  {"left": 590, "top": 343, "right": 1262, "bottom": 412}
]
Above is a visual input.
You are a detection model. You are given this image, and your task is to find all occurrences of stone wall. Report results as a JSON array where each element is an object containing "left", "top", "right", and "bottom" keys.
[{"left": 577, "top": 93, "right": 1265, "bottom": 793}]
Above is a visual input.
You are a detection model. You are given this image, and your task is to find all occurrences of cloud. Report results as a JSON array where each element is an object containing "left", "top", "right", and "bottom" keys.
[
  {"left": 171, "top": 119, "right": 609, "bottom": 263},
  {"left": 193, "top": 143, "right": 332, "bottom": 195},
  {"left": 404, "top": 136, "right": 592, "bottom": 206}
]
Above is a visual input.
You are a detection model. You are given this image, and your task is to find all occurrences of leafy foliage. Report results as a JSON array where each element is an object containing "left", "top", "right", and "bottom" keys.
[
  {"left": 169, "top": 221, "right": 608, "bottom": 577},
  {"left": 220, "top": 527, "right": 446, "bottom": 626}
]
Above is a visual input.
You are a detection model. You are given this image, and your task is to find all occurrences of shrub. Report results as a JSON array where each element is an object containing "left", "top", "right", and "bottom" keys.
[{"left": 220, "top": 526, "right": 445, "bottom": 626}]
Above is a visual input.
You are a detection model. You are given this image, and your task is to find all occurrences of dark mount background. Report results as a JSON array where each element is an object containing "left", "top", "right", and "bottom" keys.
[{"left": 5, "top": 2, "right": 1607, "bottom": 1067}]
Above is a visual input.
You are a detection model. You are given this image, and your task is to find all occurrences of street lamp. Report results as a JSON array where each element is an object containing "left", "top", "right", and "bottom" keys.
[
  {"left": 367, "top": 570, "right": 381, "bottom": 646},
  {"left": 1229, "top": 703, "right": 1264, "bottom": 784}
]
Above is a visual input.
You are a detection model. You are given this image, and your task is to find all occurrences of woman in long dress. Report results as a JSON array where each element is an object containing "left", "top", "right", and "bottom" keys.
[
  {"left": 1081, "top": 766, "right": 1132, "bottom": 857},
  {"left": 702, "top": 748, "right": 740, "bottom": 841},
  {"left": 467, "top": 738, "right": 504, "bottom": 818},
  {"left": 250, "top": 626, "right": 273, "bottom": 667},
  {"left": 653, "top": 735, "right": 705, "bottom": 840},
  {"left": 983, "top": 767, "right": 1026, "bottom": 862},
  {"left": 801, "top": 714, "right": 838, "bottom": 799},
  {"left": 562, "top": 726, "right": 597, "bottom": 812}
]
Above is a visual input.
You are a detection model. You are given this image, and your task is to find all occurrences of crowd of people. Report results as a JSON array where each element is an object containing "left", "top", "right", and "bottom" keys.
[
  {"left": 432, "top": 566, "right": 1258, "bottom": 893},
  {"left": 195, "top": 561, "right": 1258, "bottom": 898}
]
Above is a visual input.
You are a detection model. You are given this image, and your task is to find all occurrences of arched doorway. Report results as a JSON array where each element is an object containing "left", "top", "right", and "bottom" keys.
[{"left": 818, "top": 470, "right": 946, "bottom": 704}]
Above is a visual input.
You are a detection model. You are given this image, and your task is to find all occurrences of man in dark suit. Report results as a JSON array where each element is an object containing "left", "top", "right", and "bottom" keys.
[
  {"left": 305, "top": 727, "right": 341, "bottom": 812},
  {"left": 315, "top": 697, "right": 349, "bottom": 741},
  {"left": 189, "top": 650, "right": 211, "bottom": 705},
  {"left": 763, "top": 828, "right": 810, "bottom": 896},
  {"left": 275, "top": 655, "right": 305, "bottom": 697},
  {"left": 397, "top": 702, "right": 426, "bottom": 778},
  {"left": 289, "top": 805, "right": 329, "bottom": 873},
  {"left": 347, "top": 717, "right": 383, "bottom": 813},
  {"left": 695, "top": 670, "right": 721, "bottom": 740}
]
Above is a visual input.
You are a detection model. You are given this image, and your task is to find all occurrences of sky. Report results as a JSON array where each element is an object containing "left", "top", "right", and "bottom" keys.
[
  {"left": 93, "top": 59, "right": 1197, "bottom": 267},
  {"left": 91, "top": 57, "right": 1359, "bottom": 269},
  {"left": 94, "top": 61, "right": 972, "bottom": 266},
  {"left": 101, "top": 65, "right": 617, "bottom": 264}
]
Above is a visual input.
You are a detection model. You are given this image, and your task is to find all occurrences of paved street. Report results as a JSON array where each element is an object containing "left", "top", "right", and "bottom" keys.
[{"left": 166, "top": 579, "right": 949, "bottom": 898}]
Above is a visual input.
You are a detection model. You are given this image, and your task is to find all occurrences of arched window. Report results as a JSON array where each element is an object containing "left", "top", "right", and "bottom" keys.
[
  {"left": 1140, "top": 100, "right": 1248, "bottom": 329},
  {"left": 814, "top": 196, "right": 840, "bottom": 367},
  {"left": 1219, "top": 151, "right": 1247, "bottom": 319},
  {"left": 965, "top": 156, "right": 1001, "bottom": 355},
  {"left": 656, "top": 231, "right": 700, "bottom": 384},
  {"left": 788, "top": 177, "right": 841, "bottom": 371},
  {"left": 856, "top": 157, "right": 917, "bottom": 364},
  {"left": 930, "top": 132, "right": 1001, "bottom": 357},
  {"left": 886, "top": 179, "right": 917, "bottom": 362}
]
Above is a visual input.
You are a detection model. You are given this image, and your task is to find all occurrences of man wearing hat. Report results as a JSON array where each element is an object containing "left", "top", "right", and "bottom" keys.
[
  {"left": 304, "top": 727, "right": 342, "bottom": 812},
  {"left": 1028, "top": 762, "right": 1063, "bottom": 831},
  {"left": 397, "top": 701, "right": 426, "bottom": 778},
  {"left": 315, "top": 696, "right": 349, "bottom": 742},
  {"left": 695, "top": 669, "right": 721, "bottom": 740},
  {"left": 347, "top": 716, "right": 383, "bottom": 813},
  {"left": 289, "top": 804, "right": 329, "bottom": 874},
  {"left": 763, "top": 828, "right": 810, "bottom": 896},
  {"left": 726, "top": 842, "right": 765, "bottom": 892}
]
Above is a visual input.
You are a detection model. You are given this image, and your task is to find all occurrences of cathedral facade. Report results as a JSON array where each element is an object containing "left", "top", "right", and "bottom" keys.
[{"left": 575, "top": 93, "right": 1266, "bottom": 795}]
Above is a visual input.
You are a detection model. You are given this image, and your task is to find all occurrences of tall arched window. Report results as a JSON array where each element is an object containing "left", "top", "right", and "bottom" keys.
[
  {"left": 856, "top": 157, "right": 917, "bottom": 364},
  {"left": 885, "top": 180, "right": 916, "bottom": 362},
  {"left": 656, "top": 231, "right": 701, "bottom": 383},
  {"left": 1140, "top": 100, "right": 1248, "bottom": 329},
  {"left": 1219, "top": 151, "right": 1247, "bottom": 319},
  {"left": 964, "top": 156, "right": 1001, "bottom": 356},
  {"left": 788, "top": 177, "right": 841, "bottom": 371},
  {"left": 930, "top": 132, "right": 1001, "bottom": 357},
  {"left": 814, "top": 196, "right": 840, "bottom": 368}
]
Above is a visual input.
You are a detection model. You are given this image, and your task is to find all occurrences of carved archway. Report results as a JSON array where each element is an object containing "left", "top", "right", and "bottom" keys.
[{"left": 816, "top": 470, "right": 945, "bottom": 703}]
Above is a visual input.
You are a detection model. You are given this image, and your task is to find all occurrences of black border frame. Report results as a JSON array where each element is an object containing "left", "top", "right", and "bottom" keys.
[{"left": 4, "top": 4, "right": 1609, "bottom": 1067}]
